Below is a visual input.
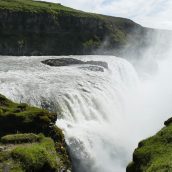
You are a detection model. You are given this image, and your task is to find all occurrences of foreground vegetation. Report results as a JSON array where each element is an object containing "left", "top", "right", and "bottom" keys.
[
  {"left": 127, "top": 118, "right": 172, "bottom": 172},
  {"left": 0, "top": 94, "right": 71, "bottom": 171}
]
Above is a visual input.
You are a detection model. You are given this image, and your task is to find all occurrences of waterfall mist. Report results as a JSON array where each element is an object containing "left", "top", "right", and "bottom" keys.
[{"left": 0, "top": 30, "right": 172, "bottom": 172}]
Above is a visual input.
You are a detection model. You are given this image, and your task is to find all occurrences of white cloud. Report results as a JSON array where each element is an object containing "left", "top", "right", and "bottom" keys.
[{"left": 40, "top": 0, "right": 172, "bottom": 30}]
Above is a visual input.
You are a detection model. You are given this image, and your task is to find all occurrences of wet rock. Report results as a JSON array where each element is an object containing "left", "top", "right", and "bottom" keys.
[
  {"left": 41, "top": 58, "right": 108, "bottom": 70},
  {"left": 42, "top": 58, "right": 85, "bottom": 66}
]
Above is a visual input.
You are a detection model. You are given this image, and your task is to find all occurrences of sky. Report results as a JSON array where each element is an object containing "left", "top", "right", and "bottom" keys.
[{"left": 41, "top": 0, "right": 172, "bottom": 30}]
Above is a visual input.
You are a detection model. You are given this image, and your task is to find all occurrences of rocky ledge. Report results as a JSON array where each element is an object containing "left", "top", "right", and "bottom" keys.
[
  {"left": 127, "top": 117, "right": 172, "bottom": 172},
  {"left": 0, "top": 94, "right": 71, "bottom": 171},
  {"left": 41, "top": 58, "right": 108, "bottom": 72}
]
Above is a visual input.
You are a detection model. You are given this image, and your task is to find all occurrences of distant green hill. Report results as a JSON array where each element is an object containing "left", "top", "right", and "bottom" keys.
[
  {"left": 0, "top": 0, "right": 78, "bottom": 13},
  {"left": 0, "top": 0, "right": 152, "bottom": 56}
]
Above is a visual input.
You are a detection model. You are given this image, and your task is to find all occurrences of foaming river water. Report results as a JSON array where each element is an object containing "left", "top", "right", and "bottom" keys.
[{"left": 0, "top": 55, "right": 172, "bottom": 172}]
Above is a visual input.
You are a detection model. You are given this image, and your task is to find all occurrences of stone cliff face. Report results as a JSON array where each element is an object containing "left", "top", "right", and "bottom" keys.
[{"left": 0, "top": 0, "right": 150, "bottom": 56}]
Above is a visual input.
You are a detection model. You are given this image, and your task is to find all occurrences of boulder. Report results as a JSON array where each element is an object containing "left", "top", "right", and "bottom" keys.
[{"left": 41, "top": 58, "right": 108, "bottom": 70}]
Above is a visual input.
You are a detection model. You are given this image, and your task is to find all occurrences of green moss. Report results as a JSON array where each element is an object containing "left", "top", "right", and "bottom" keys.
[
  {"left": 83, "top": 39, "right": 101, "bottom": 50},
  {"left": 0, "top": 0, "right": 134, "bottom": 22},
  {"left": 0, "top": 94, "right": 71, "bottom": 171},
  {"left": 1, "top": 133, "right": 41, "bottom": 144},
  {"left": 127, "top": 122, "right": 172, "bottom": 172},
  {"left": 0, "top": 135, "right": 65, "bottom": 171},
  {"left": 0, "top": 94, "right": 57, "bottom": 137},
  {"left": 0, "top": 0, "right": 101, "bottom": 19},
  {"left": 11, "top": 137, "right": 59, "bottom": 171},
  {"left": 0, "top": 162, "right": 23, "bottom": 172}
]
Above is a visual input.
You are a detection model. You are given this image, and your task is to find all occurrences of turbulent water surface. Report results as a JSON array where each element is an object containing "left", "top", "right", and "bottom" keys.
[{"left": 0, "top": 55, "right": 172, "bottom": 172}]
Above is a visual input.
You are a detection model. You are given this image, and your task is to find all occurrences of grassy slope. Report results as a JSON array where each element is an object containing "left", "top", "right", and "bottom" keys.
[
  {"left": 127, "top": 119, "right": 172, "bottom": 172},
  {"left": 0, "top": 0, "right": 76, "bottom": 13},
  {"left": 0, "top": 0, "right": 126, "bottom": 18},
  {"left": 0, "top": 134, "right": 62, "bottom": 171},
  {"left": 0, "top": 94, "right": 71, "bottom": 171},
  {"left": 0, "top": 0, "right": 135, "bottom": 26}
]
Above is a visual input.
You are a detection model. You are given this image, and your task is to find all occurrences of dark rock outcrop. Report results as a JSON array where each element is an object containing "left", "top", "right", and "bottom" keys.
[
  {"left": 42, "top": 58, "right": 85, "bottom": 66},
  {"left": 41, "top": 58, "right": 108, "bottom": 70}
]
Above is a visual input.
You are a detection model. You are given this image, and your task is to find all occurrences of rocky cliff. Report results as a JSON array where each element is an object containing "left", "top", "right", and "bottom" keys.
[
  {"left": 0, "top": 94, "right": 71, "bottom": 171},
  {"left": 127, "top": 117, "right": 172, "bottom": 172},
  {"left": 0, "top": 0, "right": 152, "bottom": 56}
]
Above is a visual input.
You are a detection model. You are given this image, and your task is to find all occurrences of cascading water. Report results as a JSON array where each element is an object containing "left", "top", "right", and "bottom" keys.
[{"left": 0, "top": 55, "right": 172, "bottom": 172}]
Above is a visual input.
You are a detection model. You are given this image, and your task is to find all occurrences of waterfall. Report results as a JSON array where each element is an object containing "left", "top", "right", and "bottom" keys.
[{"left": 1, "top": 55, "right": 172, "bottom": 172}]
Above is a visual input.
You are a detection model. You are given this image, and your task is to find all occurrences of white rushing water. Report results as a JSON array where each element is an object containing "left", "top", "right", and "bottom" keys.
[{"left": 0, "top": 55, "right": 172, "bottom": 172}]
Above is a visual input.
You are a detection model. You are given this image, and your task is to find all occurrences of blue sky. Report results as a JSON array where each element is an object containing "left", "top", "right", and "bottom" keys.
[{"left": 40, "top": 0, "right": 172, "bottom": 30}]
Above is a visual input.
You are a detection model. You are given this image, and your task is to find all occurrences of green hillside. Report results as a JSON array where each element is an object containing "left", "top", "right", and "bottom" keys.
[{"left": 0, "top": 0, "right": 148, "bottom": 56}]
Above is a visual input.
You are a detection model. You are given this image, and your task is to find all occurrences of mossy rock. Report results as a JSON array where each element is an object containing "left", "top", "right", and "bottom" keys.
[
  {"left": 0, "top": 134, "right": 66, "bottom": 171},
  {"left": 127, "top": 119, "right": 172, "bottom": 172},
  {"left": 0, "top": 94, "right": 71, "bottom": 171},
  {"left": 0, "top": 94, "right": 57, "bottom": 137},
  {"left": 1, "top": 133, "right": 42, "bottom": 144}
]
